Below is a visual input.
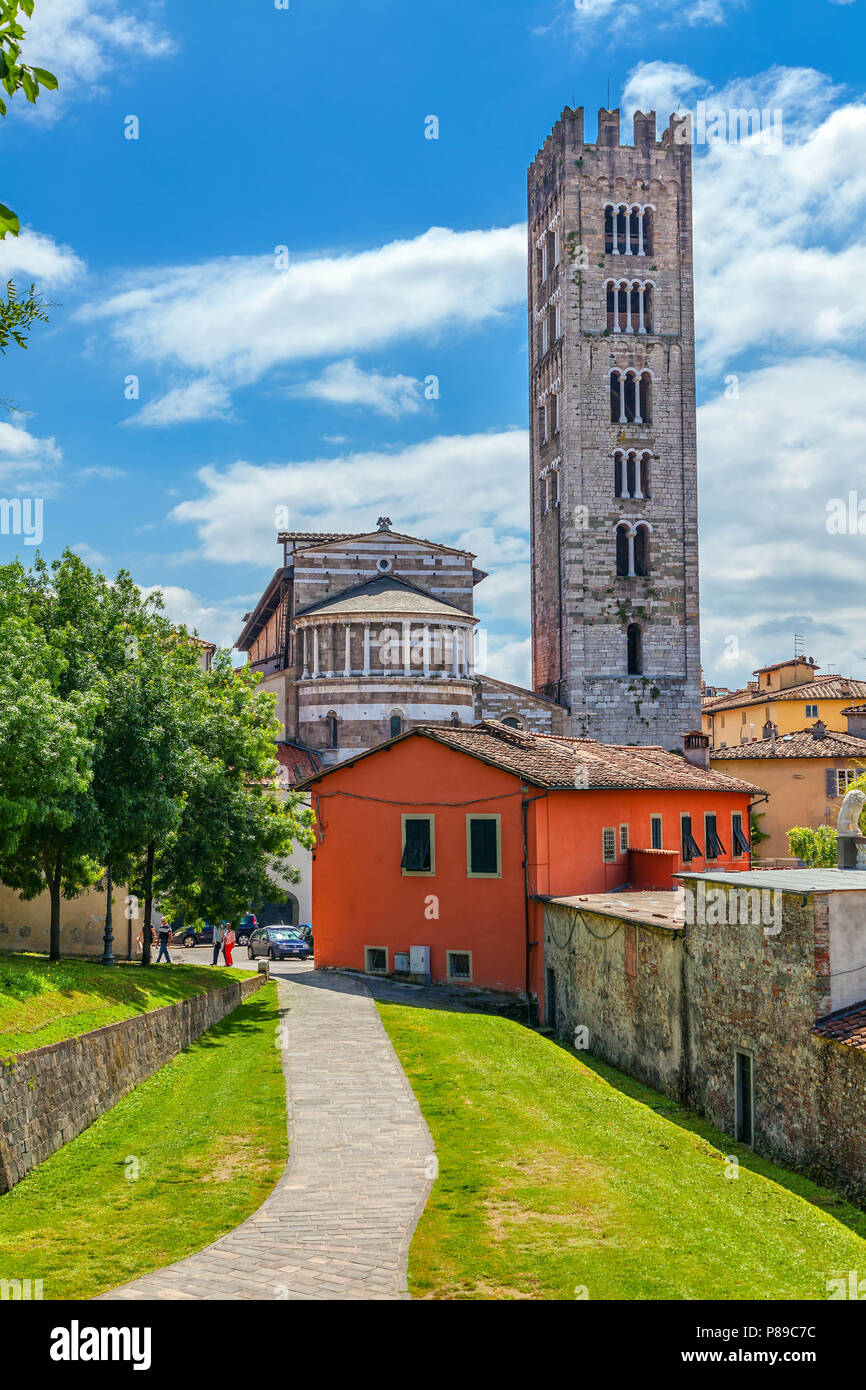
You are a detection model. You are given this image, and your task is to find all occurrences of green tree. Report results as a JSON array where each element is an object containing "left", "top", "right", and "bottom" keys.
[
  {"left": 156, "top": 656, "right": 314, "bottom": 929},
  {"left": 786, "top": 825, "right": 839, "bottom": 868},
  {"left": 91, "top": 619, "right": 203, "bottom": 967},
  {"left": 0, "top": 1, "right": 57, "bottom": 363},
  {"left": 0, "top": 560, "right": 104, "bottom": 958}
]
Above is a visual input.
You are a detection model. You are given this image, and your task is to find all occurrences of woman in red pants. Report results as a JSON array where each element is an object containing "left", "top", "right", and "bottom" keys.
[{"left": 223, "top": 924, "right": 236, "bottom": 966}]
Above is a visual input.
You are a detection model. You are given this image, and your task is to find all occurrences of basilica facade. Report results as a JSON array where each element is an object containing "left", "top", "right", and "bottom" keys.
[{"left": 236, "top": 517, "right": 563, "bottom": 767}]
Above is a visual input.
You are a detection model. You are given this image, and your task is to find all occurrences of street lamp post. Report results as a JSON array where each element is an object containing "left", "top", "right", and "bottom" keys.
[{"left": 101, "top": 863, "right": 116, "bottom": 967}]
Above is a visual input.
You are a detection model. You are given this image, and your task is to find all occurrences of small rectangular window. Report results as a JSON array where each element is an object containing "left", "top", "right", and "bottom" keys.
[
  {"left": 806, "top": 704, "right": 818, "bottom": 718},
  {"left": 549, "top": 393, "right": 559, "bottom": 434},
  {"left": 650, "top": 815, "right": 663, "bottom": 850},
  {"left": 826, "top": 769, "right": 839, "bottom": 798},
  {"left": 365, "top": 946, "right": 388, "bottom": 975},
  {"left": 466, "top": 815, "right": 501, "bottom": 877},
  {"left": 447, "top": 950, "right": 472, "bottom": 982},
  {"left": 619, "top": 823, "right": 629, "bottom": 853},
  {"left": 838, "top": 768, "right": 856, "bottom": 794},
  {"left": 735, "top": 1048, "right": 754, "bottom": 1146},
  {"left": 401, "top": 815, "right": 434, "bottom": 875},
  {"left": 602, "top": 826, "right": 616, "bottom": 863}
]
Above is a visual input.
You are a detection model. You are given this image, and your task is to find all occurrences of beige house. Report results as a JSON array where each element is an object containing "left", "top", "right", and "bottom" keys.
[{"left": 710, "top": 719, "right": 866, "bottom": 860}]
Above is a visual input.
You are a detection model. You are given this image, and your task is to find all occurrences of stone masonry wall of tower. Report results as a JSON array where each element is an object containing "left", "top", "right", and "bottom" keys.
[{"left": 528, "top": 105, "right": 702, "bottom": 749}]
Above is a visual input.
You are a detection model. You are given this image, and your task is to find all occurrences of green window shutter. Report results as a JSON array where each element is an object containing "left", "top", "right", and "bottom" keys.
[{"left": 469, "top": 818, "right": 498, "bottom": 874}]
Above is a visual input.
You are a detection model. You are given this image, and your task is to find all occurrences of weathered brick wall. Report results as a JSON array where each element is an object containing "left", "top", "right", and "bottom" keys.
[
  {"left": 0, "top": 975, "right": 264, "bottom": 1193},
  {"left": 475, "top": 675, "right": 567, "bottom": 733},
  {"left": 528, "top": 106, "right": 701, "bottom": 746},
  {"left": 683, "top": 886, "right": 825, "bottom": 1165},
  {"left": 544, "top": 902, "right": 684, "bottom": 1096},
  {"left": 546, "top": 887, "right": 866, "bottom": 1202}
]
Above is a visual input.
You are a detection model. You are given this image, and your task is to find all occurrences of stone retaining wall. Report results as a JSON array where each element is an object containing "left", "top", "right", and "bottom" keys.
[{"left": 0, "top": 974, "right": 264, "bottom": 1194}]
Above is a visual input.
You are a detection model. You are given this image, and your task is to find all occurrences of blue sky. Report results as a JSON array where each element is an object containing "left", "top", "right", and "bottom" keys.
[{"left": 1, "top": 0, "right": 865, "bottom": 690}]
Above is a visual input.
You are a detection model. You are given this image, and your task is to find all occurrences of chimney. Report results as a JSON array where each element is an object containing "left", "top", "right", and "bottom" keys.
[
  {"left": 844, "top": 705, "right": 866, "bottom": 739},
  {"left": 811, "top": 719, "right": 827, "bottom": 741},
  {"left": 683, "top": 731, "right": 710, "bottom": 770}
]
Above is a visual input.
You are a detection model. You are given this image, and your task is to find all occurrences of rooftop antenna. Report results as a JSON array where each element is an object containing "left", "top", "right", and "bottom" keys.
[
  {"left": 607, "top": 77, "right": 610, "bottom": 110},
  {"left": 794, "top": 632, "right": 805, "bottom": 659}
]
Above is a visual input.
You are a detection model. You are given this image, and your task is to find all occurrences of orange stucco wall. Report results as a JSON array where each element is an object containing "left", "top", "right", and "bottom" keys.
[
  {"left": 311, "top": 739, "right": 529, "bottom": 995},
  {"left": 309, "top": 735, "right": 755, "bottom": 1005}
]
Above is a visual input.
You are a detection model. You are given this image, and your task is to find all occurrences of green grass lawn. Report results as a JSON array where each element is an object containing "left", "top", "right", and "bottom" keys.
[
  {"left": 379, "top": 1003, "right": 866, "bottom": 1301},
  {"left": 0, "top": 982, "right": 287, "bottom": 1299},
  {"left": 0, "top": 952, "right": 248, "bottom": 1057}
]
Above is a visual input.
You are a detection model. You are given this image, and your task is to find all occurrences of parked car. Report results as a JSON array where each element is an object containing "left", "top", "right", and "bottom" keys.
[
  {"left": 171, "top": 922, "right": 216, "bottom": 948},
  {"left": 247, "top": 926, "right": 311, "bottom": 962},
  {"left": 295, "top": 923, "right": 313, "bottom": 947},
  {"left": 236, "top": 914, "right": 258, "bottom": 945}
]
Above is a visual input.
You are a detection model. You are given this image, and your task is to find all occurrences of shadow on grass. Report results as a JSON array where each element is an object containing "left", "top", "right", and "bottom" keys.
[{"left": 550, "top": 1035, "right": 866, "bottom": 1241}]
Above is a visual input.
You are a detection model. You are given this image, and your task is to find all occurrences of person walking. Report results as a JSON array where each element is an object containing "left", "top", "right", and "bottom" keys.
[
  {"left": 223, "top": 924, "right": 236, "bottom": 967},
  {"left": 155, "top": 916, "right": 172, "bottom": 965},
  {"left": 211, "top": 920, "right": 225, "bottom": 966}
]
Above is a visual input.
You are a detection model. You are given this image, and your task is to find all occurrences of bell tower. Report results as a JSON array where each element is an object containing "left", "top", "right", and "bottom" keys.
[{"left": 528, "top": 105, "right": 702, "bottom": 747}]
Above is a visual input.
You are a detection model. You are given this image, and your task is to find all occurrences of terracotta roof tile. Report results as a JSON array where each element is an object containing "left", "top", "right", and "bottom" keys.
[
  {"left": 298, "top": 719, "right": 763, "bottom": 794},
  {"left": 275, "top": 742, "right": 323, "bottom": 788},
  {"left": 703, "top": 675, "right": 866, "bottom": 713},
  {"left": 712, "top": 729, "right": 866, "bottom": 761},
  {"left": 812, "top": 1003, "right": 866, "bottom": 1049}
]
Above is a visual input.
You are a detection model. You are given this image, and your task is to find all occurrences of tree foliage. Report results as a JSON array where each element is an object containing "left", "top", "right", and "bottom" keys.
[
  {"left": 786, "top": 825, "right": 839, "bottom": 868},
  {"left": 0, "top": 551, "right": 313, "bottom": 962}
]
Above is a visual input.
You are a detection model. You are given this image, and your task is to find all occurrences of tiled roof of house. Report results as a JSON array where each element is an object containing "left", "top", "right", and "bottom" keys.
[
  {"left": 842, "top": 704, "right": 866, "bottom": 716},
  {"left": 274, "top": 743, "right": 323, "bottom": 787},
  {"left": 711, "top": 728, "right": 866, "bottom": 761},
  {"left": 812, "top": 1003, "right": 866, "bottom": 1049},
  {"left": 297, "top": 719, "right": 763, "bottom": 794},
  {"left": 702, "top": 675, "right": 866, "bottom": 713},
  {"left": 294, "top": 574, "right": 474, "bottom": 622}
]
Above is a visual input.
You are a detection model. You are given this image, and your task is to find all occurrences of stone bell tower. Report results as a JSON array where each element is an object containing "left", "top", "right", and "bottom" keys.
[{"left": 528, "top": 105, "right": 702, "bottom": 748}]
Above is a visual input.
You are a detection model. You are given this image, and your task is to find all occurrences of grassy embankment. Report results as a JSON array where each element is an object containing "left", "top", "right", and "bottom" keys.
[
  {"left": 0, "top": 981, "right": 287, "bottom": 1299},
  {"left": 380, "top": 1003, "right": 866, "bottom": 1300},
  {"left": 0, "top": 952, "right": 248, "bottom": 1057}
]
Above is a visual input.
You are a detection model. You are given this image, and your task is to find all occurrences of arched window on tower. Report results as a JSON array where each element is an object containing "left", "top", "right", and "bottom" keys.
[
  {"left": 615, "top": 523, "right": 630, "bottom": 577},
  {"left": 390, "top": 712, "right": 404, "bottom": 739},
  {"left": 326, "top": 711, "right": 338, "bottom": 749},
  {"left": 627, "top": 624, "right": 643, "bottom": 676},
  {"left": 634, "top": 523, "right": 650, "bottom": 577}
]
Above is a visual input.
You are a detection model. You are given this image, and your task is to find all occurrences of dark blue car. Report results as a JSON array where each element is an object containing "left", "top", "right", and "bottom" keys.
[
  {"left": 171, "top": 922, "right": 217, "bottom": 948},
  {"left": 247, "top": 926, "right": 311, "bottom": 962}
]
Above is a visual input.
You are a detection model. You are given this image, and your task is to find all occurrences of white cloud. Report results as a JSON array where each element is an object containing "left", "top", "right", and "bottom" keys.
[
  {"left": 698, "top": 355, "right": 866, "bottom": 686},
  {"left": 138, "top": 583, "right": 244, "bottom": 651},
  {"left": 565, "top": 0, "right": 738, "bottom": 39},
  {"left": 18, "top": 0, "right": 175, "bottom": 117},
  {"left": 80, "top": 225, "right": 526, "bottom": 400},
  {"left": 481, "top": 635, "right": 532, "bottom": 689},
  {"left": 0, "top": 418, "right": 63, "bottom": 491},
  {"left": 127, "top": 378, "right": 233, "bottom": 428},
  {"left": 617, "top": 65, "right": 866, "bottom": 374},
  {"left": 169, "top": 430, "right": 529, "bottom": 568},
  {"left": 292, "top": 359, "right": 424, "bottom": 418},
  {"left": 0, "top": 229, "right": 84, "bottom": 286}
]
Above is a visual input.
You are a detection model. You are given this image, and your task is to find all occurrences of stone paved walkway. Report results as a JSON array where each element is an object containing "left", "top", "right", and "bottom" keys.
[{"left": 100, "top": 970, "right": 435, "bottom": 1301}]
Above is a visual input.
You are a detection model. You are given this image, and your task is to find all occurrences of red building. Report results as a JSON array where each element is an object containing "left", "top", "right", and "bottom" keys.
[{"left": 298, "top": 721, "right": 760, "bottom": 1014}]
